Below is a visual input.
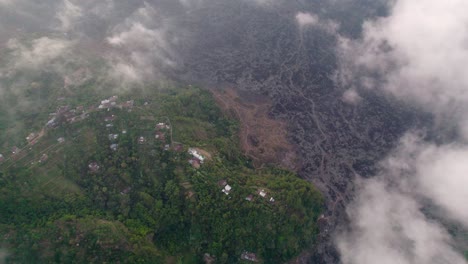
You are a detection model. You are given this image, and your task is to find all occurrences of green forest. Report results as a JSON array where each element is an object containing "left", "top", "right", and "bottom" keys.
[{"left": 0, "top": 86, "right": 323, "bottom": 263}]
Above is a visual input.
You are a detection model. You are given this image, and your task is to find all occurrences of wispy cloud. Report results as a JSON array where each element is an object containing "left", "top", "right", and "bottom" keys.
[
  {"left": 106, "top": 3, "right": 179, "bottom": 84},
  {"left": 56, "top": 0, "right": 82, "bottom": 32},
  {"left": 7, "top": 37, "right": 74, "bottom": 69},
  {"left": 295, "top": 11, "right": 339, "bottom": 34},
  {"left": 335, "top": 0, "right": 468, "bottom": 262}
]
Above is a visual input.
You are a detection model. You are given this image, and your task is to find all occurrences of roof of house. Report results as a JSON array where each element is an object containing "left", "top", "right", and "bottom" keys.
[{"left": 218, "top": 180, "right": 227, "bottom": 187}]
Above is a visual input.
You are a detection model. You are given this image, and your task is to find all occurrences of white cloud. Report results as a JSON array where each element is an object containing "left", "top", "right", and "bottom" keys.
[
  {"left": 337, "top": 0, "right": 468, "bottom": 122},
  {"left": 56, "top": 0, "right": 82, "bottom": 31},
  {"left": 7, "top": 37, "right": 73, "bottom": 69},
  {"left": 296, "top": 12, "right": 319, "bottom": 27},
  {"left": 412, "top": 144, "right": 468, "bottom": 228},
  {"left": 341, "top": 89, "right": 362, "bottom": 105},
  {"left": 295, "top": 11, "right": 339, "bottom": 34},
  {"left": 335, "top": 0, "right": 468, "bottom": 262},
  {"left": 338, "top": 176, "right": 466, "bottom": 264},
  {"left": 106, "top": 3, "right": 178, "bottom": 84}
]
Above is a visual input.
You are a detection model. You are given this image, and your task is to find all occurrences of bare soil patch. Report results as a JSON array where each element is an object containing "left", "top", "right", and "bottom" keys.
[{"left": 212, "top": 88, "right": 299, "bottom": 170}]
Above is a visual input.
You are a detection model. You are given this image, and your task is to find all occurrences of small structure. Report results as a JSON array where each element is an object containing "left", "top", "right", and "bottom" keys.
[
  {"left": 39, "top": 154, "right": 48, "bottom": 163},
  {"left": 57, "top": 137, "right": 66, "bottom": 144},
  {"left": 245, "top": 195, "right": 253, "bottom": 202},
  {"left": 222, "top": 184, "right": 232, "bottom": 195},
  {"left": 259, "top": 189, "right": 267, "bottom": 198},
  {"left": 11, "top": 146, "right": 20, "bottom": 155},
  {"left": 188, "top": 148, "right": 205, "bottom": 164},
  {"left": 155, "top": 131, "right": 165, "bottom": 140},
  {"left": 164, "top": 144, "right": 170, "bottom": 151},
  {"left": 99, "top": 96, "right": 118, "bottom": 109},
  {"left": 26, "top": 133, "right": 38, "bottom": 143},
  {"left": 108, "top": 134, "right": 119, "bottom": 141},
  {"left": 122, "top": 100, "right": 134, "bottom": 108},
  {"left": 138, "top": 136, "right": 146, "bottom": 144},
  {"left": 105, "top": 124, "right": 114, "bottom": 128},
  {"left": 269, "top": 197, "right": 275, "bottom": 203},
  {"left": 122, "top": 130, "right": 127, "bottom": 134},
  {"left": 104, "top": 115, "right": 116, "bottom": 122},
  {"left": 218, "top": 179, "right": 227, "bottom": 187},
  {"left": 189, "top": 158, "right": 201, "bottom": 169},
  {"left": 110, "top": 144, "right": 118, "bottom": 151},
  {"left": 156, "top": 122, "right": 170, "bottom": 130},
  {"left": 0, "top": 154, "right": 4, "bottom": 162},
  {"left": 172, "top": 143, "right": 184, "bottom": 152},
  {"left": 120, "top": 187, "right": 132, "bottom": 195},
  {"left": 88, "top": 162, "right": 100, "bottom": 172},
  {"left": 241, "top": 251, "right": 258, "bottom": 262},
  {"left": 203, "top": 253, "right": 216, "bottom": 264},
  {"left": 46, "top": 118, "right": 56, "bottom": 128}
]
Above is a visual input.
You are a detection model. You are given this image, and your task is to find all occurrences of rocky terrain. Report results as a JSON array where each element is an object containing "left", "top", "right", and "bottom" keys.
[{"left": 164, "top": 1, "right": 430, "bottom": 262}]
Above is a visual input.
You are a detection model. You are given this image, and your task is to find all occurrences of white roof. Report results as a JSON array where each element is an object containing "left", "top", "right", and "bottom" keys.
[{"left": 225, "top": 185, "right": 232, "bottom": 191}]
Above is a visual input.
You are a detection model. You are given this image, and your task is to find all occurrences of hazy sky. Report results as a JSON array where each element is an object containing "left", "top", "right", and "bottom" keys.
[{"left": 0, "top": 1, "right": 466, "bottom": 263}]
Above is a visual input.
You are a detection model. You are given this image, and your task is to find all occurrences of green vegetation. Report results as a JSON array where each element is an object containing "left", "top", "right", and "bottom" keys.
[{"left": 0, "top": 86, "right": 323, "bottom": 263}]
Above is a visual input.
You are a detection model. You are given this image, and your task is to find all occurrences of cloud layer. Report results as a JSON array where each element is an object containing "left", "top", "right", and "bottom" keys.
[{"left": 336, "top": 0, "right": 468, "bottom": 263}]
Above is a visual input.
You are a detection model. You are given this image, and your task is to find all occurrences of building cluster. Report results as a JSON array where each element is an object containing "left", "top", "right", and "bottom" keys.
[
  {"left": 98, "top": 95, "right": 134, "bottom": 110},
  {"left": 259, "top": 189, "right": 275, "bottom": 203},
  {"left": 88, "top": 162, "right": 100, "bottom": 173},
  {"left": 188, "top": 148, "right": 205, "bottom": 168},
  {"left": 46, "top": 105, "right": 88, "bottom": 128},
  {"left": 241, "top": 251, "right": 259, "bottom": 262},
  {"left": 218, "top": 180, "right": 232, "bottom": 195}
]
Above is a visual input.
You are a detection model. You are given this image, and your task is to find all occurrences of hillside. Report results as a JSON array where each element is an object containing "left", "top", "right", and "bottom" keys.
[{"left": 0, "top": 86, "right": 323, "bottom": 263}]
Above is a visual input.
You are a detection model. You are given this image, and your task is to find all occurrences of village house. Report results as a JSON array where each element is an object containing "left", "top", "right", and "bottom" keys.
[
  {"left": 189, "top": 158, "right": 201, "bottom": 169},
  {"left": 203, "top": 253, "right": 216, "bottom": 264},
  {"left": 104, "top": 115, "right": 117, "bottom": 122},
  {"left": 0, "top": 154, "right": 4, "bottom": 162},
  {"left": 218, "top": 179, "right": 227, "bottom": 187},
  {"left": 122, "top": 100, "right": 134, "bottom": 109},
  {"left": 120, "top": 187, "right": 132, "bottom": 195},
  {"left": 188, "top": 148, "right": 205, "bottom": 164},
  {"left": 110, "top": 144, "right": 118, "bottom": 151},
  {"left": 98, "top": 96, "right": 118, "bottom": 109},
  {"left": 138, "top": 136, "right": 146, "bottom": 144},
  {"left": 222, "top": 184, "right": 232, "bottom": 195},
  {"left": 172, "top": 143, "right": 184, "bottom": 152},
  {"left": 105, "top": 124, "right": 114, "bottom": 128},
  {"left": 26, "top": 133, "right": 38, "bottom": 143},
  {"left": 164, "top": 144, "right": 170, "bottom": 151},
  {"left": 39, "top": 154, "right": 48, "bottom": 163},
  {"left": 269, "top": 197, "right": 275, "bottom": 203},
  {"left": 156, "top": 122, "right": 170, "bottom": 130},
  {"left": 155, "top": 131, "right": 165, "bottom": 140},
  {"left": 259, "top": 189, "right": 267, "bottom": 198},
  {"left": 57, "top": 137, "right": 65, "bottom": 144},
  {"left": 241, "top": 251, "right": 258, "bottom": 262},
  {"left": 88, "top": 162, "right": 100, "bottom": 172},
  {"left": 245, "top": 195, "right": 253, "bottom": 202},
  {"left": 108, "top": 134, "right": 119, "bottom": 141},
  {"left": 46, "top": 118, "right": 56, "bottom": 128},
  {"left": 11, "top": 146, "right": 20, "bottom": 155}
]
